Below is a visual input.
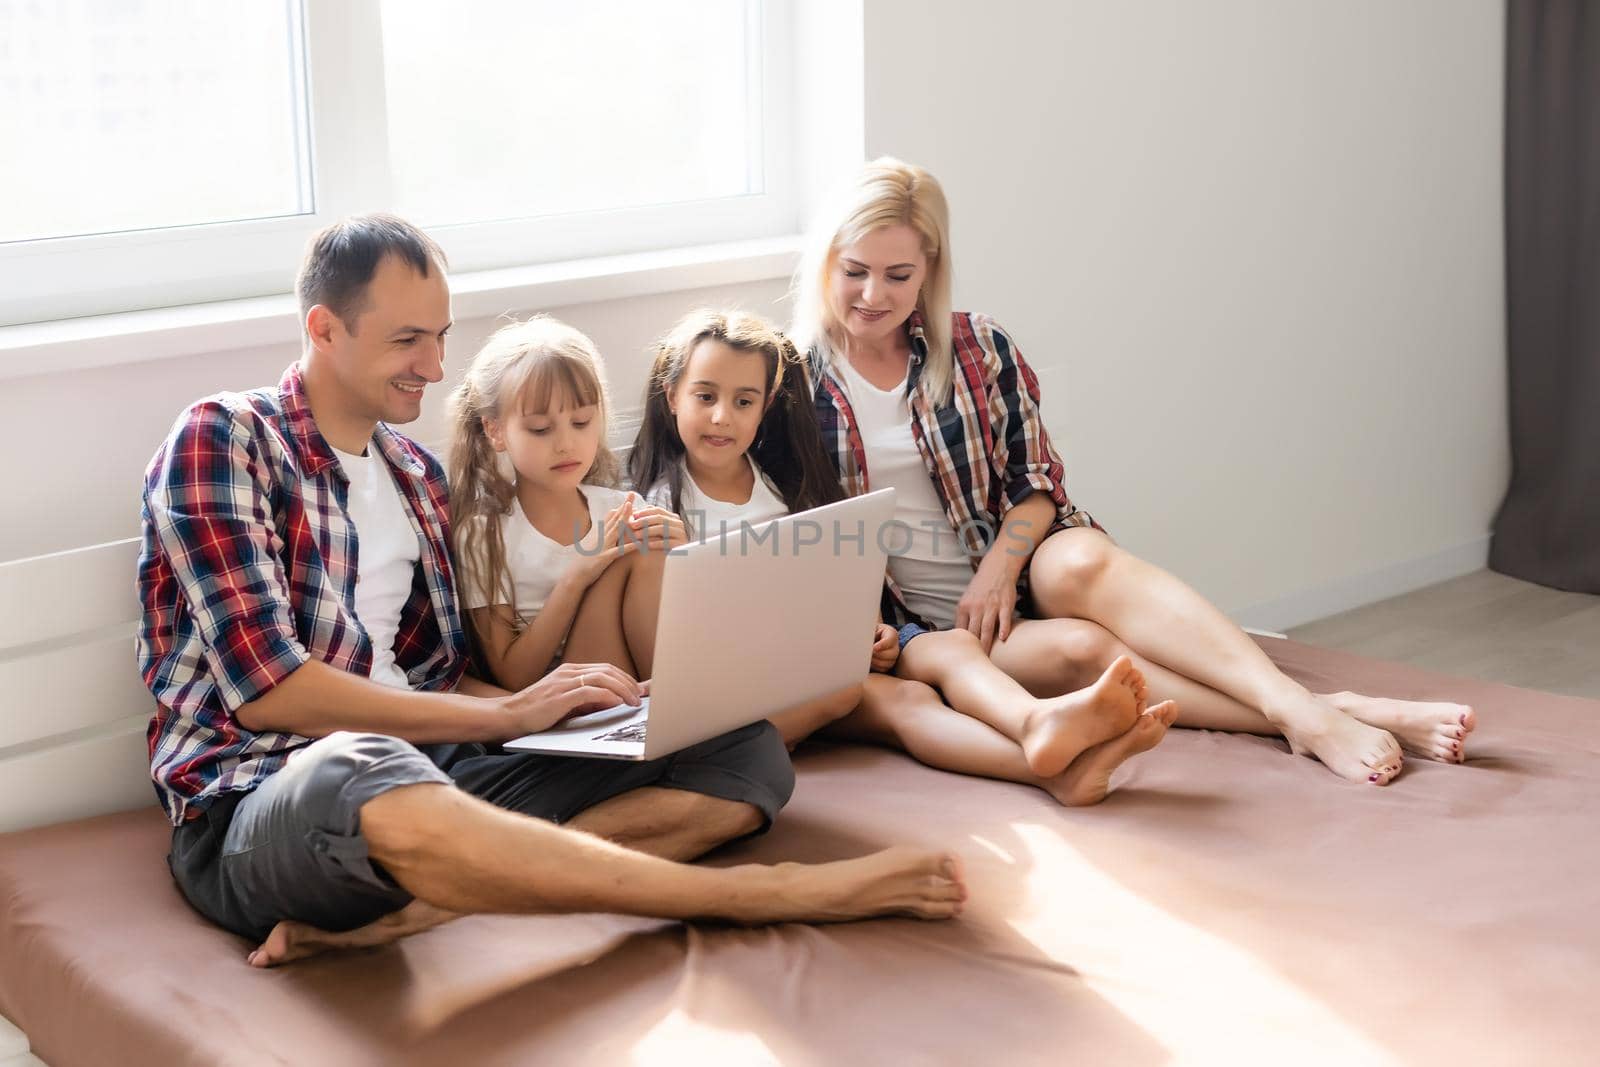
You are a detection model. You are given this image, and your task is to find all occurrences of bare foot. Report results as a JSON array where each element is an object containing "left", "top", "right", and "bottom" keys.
[
  {"left": 1046, "top": 700, "right": 1178, "bottom": 806},
  {"left": 1277, "top": 698, "right": 1404, "bottom": 785},
  {"left": 1324, "top": 692, "right": 1476, "bottom": 763},
  {"left": 1019, "top": 655, "right": 1145, "bottom": 778},
  {"left": 751, "top": 847, "right": 967, "bottom": 924},
  {"left": 247, "top": 899, "right": 458, "bottom": 968},
  {"left": 250, "top": 852, "right": 965, "bottom": 962}
]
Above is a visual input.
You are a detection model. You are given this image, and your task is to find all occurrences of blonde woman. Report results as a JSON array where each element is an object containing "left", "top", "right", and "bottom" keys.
[{"left": 794, "top": 159, "right": 1477, "bottom": 785}]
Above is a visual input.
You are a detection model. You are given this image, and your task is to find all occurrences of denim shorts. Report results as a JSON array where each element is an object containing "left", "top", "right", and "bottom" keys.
[{"left": 896, "top": 623, "right": 930, "bottom": 650}]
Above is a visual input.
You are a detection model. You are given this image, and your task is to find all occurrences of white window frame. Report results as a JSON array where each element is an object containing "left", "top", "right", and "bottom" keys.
[{"left": 0, "top": 0, "right": 798, "bottom": 328}]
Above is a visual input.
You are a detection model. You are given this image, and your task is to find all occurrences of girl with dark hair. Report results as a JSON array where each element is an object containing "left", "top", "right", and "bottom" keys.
[
  {"left": 631, "top": 309, "right": 1173, "bottom": 798},
  {"left": 631, "top": 308, "right": 844, "bottom": 532},
  {"left": 630, "top": 309, "right": 866, "bottom": 746}
]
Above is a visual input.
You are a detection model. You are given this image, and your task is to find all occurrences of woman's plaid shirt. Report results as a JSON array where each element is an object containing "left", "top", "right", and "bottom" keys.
[
  {"left": 137, "top": 363, "right": 466, "bottom": 825},
  {"left": 811, "top": 311, "right": 1101, "bottom": 627}
]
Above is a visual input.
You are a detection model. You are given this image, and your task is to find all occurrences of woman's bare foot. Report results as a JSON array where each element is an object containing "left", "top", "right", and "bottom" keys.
[
  {"left": 1045, "top": 700, "right": 1179, "bottom": 807},
  {"left": 749, "top": 848, "right": 967, "bottom": 924},
  {"left": 1019, "top": 655, "right": 1145, "bottom": 778},
  {"left": 1276, "top": 697, "right": 1404, "bottom": 785},
  {"left": 247, "top": 899, "right": 458, "bottom": 968},
  {"left": 1323, "top": 692, "right": 1476, "bottom": 763}
]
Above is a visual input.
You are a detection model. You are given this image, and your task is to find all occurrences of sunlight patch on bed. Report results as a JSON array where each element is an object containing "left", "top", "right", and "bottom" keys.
[
  {"left": 968, "top": 833, "right": 1018, "bottom": 864},
  {"left": 630, "top": 1007, "right": 782, "bottom": 1066},
  {"left": 1004, "top": 822, "right": 1401, "bottom": 1065}
]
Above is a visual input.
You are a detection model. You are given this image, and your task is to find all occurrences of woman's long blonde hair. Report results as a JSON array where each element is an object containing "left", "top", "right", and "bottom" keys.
[
  {"left": 446, "top": 316, "right": 620, "bottom": 623},
  {"left": 791, "top": 157, "right": 955, "bottom": 406}
]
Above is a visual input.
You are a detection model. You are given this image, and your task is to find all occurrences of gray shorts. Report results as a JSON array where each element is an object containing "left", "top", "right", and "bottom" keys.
[{"left": 168, "top": 722, "right": 794, "bottom": 941}]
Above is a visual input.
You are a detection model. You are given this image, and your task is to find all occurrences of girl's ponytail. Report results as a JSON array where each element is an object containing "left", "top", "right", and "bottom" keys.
[
  {"left": 447, "top": 378, "right": 518, "bottom": 624},
  {"left": 629, "top": 338, "right": 690, "bottom": 515}
]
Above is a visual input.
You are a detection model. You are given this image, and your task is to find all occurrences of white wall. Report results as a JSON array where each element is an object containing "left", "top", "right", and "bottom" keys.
[
  {"left": 5, "top": 0, "right": 1508, "bottom": 631},
  {"left": 863, "top": 0, "right": 1508, "bottom": 624},
  {"left": 0, "top": 277, "right": 789, "bottom": 562}
]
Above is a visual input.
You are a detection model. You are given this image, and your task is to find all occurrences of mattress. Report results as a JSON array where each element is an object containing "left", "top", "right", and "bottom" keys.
[{"left": 2, "top": 637, "right": 1596, "bottom": 1066}]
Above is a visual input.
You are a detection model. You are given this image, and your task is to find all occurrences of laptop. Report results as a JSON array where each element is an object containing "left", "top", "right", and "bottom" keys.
[{"left": 504, "top": 488, "right": 897, "bottom": 760}]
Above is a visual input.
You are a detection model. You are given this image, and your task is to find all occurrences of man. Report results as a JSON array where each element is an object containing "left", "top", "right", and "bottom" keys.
[{"left": 137, "top": 214, "right": 964, "bottom": 966}]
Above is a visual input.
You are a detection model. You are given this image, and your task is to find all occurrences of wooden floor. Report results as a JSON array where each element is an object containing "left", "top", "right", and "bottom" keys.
[{"left": 1287, "top": 568, "right": 1600, "bottom": 699}]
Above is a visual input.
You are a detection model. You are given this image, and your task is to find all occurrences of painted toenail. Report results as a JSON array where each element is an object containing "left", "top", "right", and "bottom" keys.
[{"left": 1369, "top": 773, "right": 1379, "bottom": 782}]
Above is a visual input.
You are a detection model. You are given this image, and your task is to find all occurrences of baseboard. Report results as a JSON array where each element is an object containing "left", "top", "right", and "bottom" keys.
[{"left": 1231, "top": 534, "right": 1491, "bottom": 634}]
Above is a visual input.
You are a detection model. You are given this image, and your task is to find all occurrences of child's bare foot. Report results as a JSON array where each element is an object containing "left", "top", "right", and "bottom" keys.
[
  {"left": 751, "top": 848, "right": 967, "bottom": 924},
  {"left": 247, "top": 900, "right": 457, "bottom": 968},
  {"left": 1276, "top": 698, "right": 1404, "bottom": 785},
  {"left": 1019, "top": 655, "right": 1144, "bottom": 778},
  {"left": 1324, "top": 692, "right": 1476, "bottom": 763},
  {"left": 1046, "top": 700, "right": 1178, "bottom": 807}
]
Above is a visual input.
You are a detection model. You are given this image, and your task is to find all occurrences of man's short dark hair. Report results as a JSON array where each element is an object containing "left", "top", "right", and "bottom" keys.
[{"left": 296, "top": 213, "right": 446, "bottom": 333}]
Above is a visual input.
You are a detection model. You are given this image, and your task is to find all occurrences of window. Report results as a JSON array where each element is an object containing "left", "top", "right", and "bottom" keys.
[
  {"left": 0, "top": 1, "right": 311, "bottom": 243},
  {"left": 0, "top": 0, "right": 795, "bottom": 327}
]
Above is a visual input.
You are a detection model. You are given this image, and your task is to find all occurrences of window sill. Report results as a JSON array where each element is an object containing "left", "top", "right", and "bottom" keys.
[{"left": 0, "top": 235, "right": 802, "bottom": 381}]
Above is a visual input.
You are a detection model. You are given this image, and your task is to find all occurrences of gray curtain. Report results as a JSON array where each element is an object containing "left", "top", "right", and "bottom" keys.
[{"left": 1491, "top": 0, "right": 1600, "bottom": 592}]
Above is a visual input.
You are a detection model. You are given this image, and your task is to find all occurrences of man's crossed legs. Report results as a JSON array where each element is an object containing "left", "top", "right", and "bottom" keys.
[{"left": 168, "top": 725, "right": 965, "bottom": 966}]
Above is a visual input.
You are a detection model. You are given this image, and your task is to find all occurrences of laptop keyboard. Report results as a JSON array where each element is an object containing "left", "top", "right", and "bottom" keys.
[{"left": 594, "top": 720, "right": 648, "bottom": 743}]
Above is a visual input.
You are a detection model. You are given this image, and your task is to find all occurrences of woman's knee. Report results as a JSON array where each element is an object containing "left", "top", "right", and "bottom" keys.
[{"left": 1030, "top": 530, "right": 1116, "bottom": 613}]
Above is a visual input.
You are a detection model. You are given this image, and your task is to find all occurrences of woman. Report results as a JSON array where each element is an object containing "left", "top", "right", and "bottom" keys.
[{"left": 794, "top": 158, "right": 1475, "bottom": 785}]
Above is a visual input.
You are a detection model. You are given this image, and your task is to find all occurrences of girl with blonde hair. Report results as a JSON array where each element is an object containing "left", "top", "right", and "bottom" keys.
[
  {"left": 795, "top": 158, "right": 1475, "bottom": 787},
  {"left": 442, "top": 312, "right": 812, "bottom": 858},
  {"left": 448, "top": 315, "right": 682, "bottom": 691}
]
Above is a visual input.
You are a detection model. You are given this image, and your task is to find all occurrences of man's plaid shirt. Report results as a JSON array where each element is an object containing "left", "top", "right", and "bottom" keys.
[
  {"left": 137, "top": 362, "right": 466, "bottom": 825},
  {"left": 811, "top": 311, "right": 1101, "bottom": 627}
]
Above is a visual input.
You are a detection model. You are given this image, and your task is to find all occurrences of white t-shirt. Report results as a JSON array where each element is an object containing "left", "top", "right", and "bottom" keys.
[
  {"left": 648, "top": 455, "right": 789, "bottom": 539},
  {"left": 835, "top": 357, "right": 972, "bottom": 629},
  {"left": 332, "top": 444, "right": 421, "bottom": 690},
  {"left": 460, "top": 484, "right": 630, "bottom": 623}
]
